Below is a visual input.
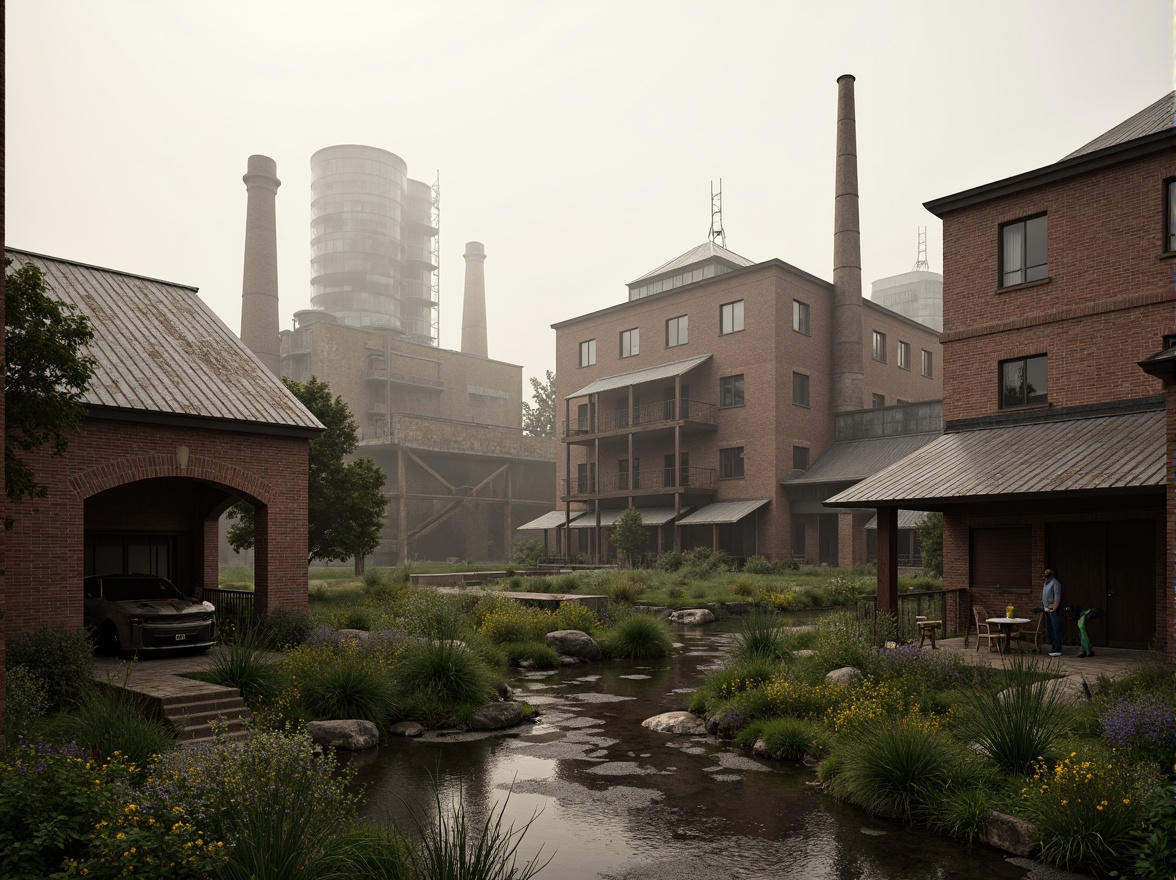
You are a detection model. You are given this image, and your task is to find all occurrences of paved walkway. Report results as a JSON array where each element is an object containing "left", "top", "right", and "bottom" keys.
[
  {"left": 92, "top": 649, "right": 235, "bottom": 703},
  {"left": 926, "top": 636, "right": 1147, "bottom": 683}
]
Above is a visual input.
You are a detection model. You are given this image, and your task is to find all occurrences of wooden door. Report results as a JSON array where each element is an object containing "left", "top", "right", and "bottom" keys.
[
  {"left": 1106, "top": 522, "right": 1155, "bottom": 649},
  {"left": 1045, "top": 523, "right": 1106, "bottom": 648}
]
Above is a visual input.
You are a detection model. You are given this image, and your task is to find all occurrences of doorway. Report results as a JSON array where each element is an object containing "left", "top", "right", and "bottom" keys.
[{"left": 818, "top": 514, "right": 839, "bottom": 567}]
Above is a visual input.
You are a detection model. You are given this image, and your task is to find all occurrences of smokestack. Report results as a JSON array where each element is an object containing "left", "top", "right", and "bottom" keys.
[
  {"left": 461, "top": 241, "right": 488, "bottom": 358},
  {"left": 240, "top": 154, "right": 282, "bottom": 374},
  {"left": 832, "top": 74, "right": 864, "bottom": 413}
]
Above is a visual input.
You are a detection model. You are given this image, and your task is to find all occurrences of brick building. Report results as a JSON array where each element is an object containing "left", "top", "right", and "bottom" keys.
[
  {"left": 4, "top": 249, "right": 323, "bottom": 642},
  {"left": 549, "top": 241, "right": 942, "bottom": 562},
  {"left": 829, "top": 92, "right": 1176, "bottom": 656}
]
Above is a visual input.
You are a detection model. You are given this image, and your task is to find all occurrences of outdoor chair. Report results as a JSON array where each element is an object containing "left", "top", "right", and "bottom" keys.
[
  {"left": 1014, "top": 613, "right": 1045, "bottom": 653},
  {"left": 972, "top": 606, "right": 1005, "bottom": 652}
]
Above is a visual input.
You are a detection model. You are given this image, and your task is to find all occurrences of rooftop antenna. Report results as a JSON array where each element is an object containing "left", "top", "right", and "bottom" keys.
[
  {"left": 708, "top": 179, "right": 726, "bottom": 248},
  {"left": 912, "top": 227, "right": 930, "bottom": 271}
]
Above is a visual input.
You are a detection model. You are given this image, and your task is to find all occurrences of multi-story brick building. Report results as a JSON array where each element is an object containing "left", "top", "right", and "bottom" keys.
[
  {"left": 829, "top": 92, "right": 1176, "bottom": 655},
  {"left": 549, "top": 241, "right": 942, "bottom": 562}
]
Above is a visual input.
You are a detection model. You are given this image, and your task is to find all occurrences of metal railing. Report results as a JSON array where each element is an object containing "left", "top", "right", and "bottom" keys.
[
  {"left": 855, "top": 588, "right": 967, "bottom": 643},
  {"left": 202, "top": 587, "right": 256, "bottom": 630},
  {"left": 563, "top": 465, "right": 715, "bottom": 497},
  {"left": 562, "top": 398, "right": 716, "bottom": 438}
]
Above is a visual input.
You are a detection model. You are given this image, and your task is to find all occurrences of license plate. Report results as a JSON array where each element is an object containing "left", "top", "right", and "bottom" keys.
[{"left": 175, "top": 633, "right": 187, "bottom": 642}]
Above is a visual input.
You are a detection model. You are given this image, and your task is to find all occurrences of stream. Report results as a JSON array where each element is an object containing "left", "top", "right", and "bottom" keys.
[{"left": 346, "top": 618, "right": 1037, "bottom": 879}]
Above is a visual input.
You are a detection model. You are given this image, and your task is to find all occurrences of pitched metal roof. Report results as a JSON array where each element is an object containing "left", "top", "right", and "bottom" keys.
[
  {"left": 568, "top": 506, "right": 687, "bottom": 528},
  {"left": 517, "top": 511, "right": 585, "bottom": 530},
  {"left": 864, "top": 510, "right": 928, "bottom": 530},
  {"left": 825, "top": 410, "right": 1165, "bottom": 507},
  {"left": 8, "top": 249, "right": 322, "bottom": 432},
  {"left": 678, "top": 498, "right": 770, "bottom": 525},
  {"left": 781, "top": 433, "right": 941, "bottom": 486},
  {"left": 630, "top": 241, "right": 754, "bottom": 284},
  {"left": 1063, "top": 91, "right": 1175, "bottom": 160},
  {"left": 565, "top": 354, "right": 712, "bottom": 400}
]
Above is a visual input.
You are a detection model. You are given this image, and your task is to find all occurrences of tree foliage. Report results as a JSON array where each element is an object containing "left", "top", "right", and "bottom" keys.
[
  {"left": 609, "top": 507, "right": 649, "bottom": 567},
  {"left": 5, "top": 258, "right": 96, "bottom": 527},
  {"left": 914, "top": 511, "right": 944, "bottom": 578},
  {"left": 521, "top": 370, "right": 555, "bottom": 438},
  {"left": 227, "top": 376, "right": 388, "bottom": 563}
]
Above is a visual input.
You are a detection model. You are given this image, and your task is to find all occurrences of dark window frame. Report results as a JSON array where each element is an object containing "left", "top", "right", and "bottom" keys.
[
  {"left": 1166, "top": 178, "right": 1176, "bottom": 254},
  {"left": 872, "top": 330, "right": 886, "bottom": 362},
  {"left": 921, "top": 349, "right": 933, "bottom": 378},
  {"left": 719, "top": 446, "right": 745, "bottom": 479},
  {"left": 898, "top": 341, "right": 911, "bottom": 370},
  {"left": 871, "top": 393, "right": 885, "bottom": 408},
  {"left": 999, "top": 353, "right": 1048, "bottom": 409},
  {"left": 792, "top": 446, "right": 809, "bottom": 470},
  {"left": 792, "top": 299, "right": 810, "bottom": 335},
  {"left": 579, "top": 339, "right": 596, "bottom": 367},
  {"left": 720, "top": 299, "right": 745, "bottom": 335},
  {"left": 665, "top": 314, "right": 689, "bottom": 348},
  {"left": 619, "top": 327, "right": 640, "bottom": 358},
  {"left": 719, "top": 374, "right": 745, "bottom": 408},
  {"left": 792, "top": 371, "right": 810, "bottom": 408},
  {"left": 999, "top": 213, "right": 1048, "bottom": 288}
]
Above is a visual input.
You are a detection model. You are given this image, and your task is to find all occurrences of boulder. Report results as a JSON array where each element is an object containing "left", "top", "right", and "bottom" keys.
[
  {"left": 545, "top": 629, "right": 603, "bottom": 661},
  {"left": 825, "top": 666, "right": 863, "bottom": 685},
  {"left": 306, "top": 719, "right": 379, "bottom": 751},
  {"left": 336, "top": 628, "right": 370, "bottom": 641},
  {"left": 792, "top": 649, "right": 816, "bottom": 658},
  {"left": 389, "top": 721, "right": 423, "bottom": 738},
  {"left": 668, "top": 609, "right": 716, "bottom": 626},
  {"left": 470, "top": 701, "right": 524, "bottom": 730},
  {"left": 979, "top": 810, "right": 1035, "bottom": 856},
  {"left": 632, "top": 605, "right": 672, "bottom": 617},
  {"left": 723, "top": 601, "right": 752, "bottom": 616},
  {"left": 642, "top": 711, "right": 707, "bottom": 735}
]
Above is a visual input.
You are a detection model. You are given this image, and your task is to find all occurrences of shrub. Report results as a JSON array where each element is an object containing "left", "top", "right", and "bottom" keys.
[
  {"left": 299, "top": 654, "right": 398, "bottom": 726},
  {"left": 601, "top": 614, "right": 672, "bottom": 659},
  {"left": 606, "top": 577, "right": 645, "bottom": 606},
  {"left": 394, "top": 640, "right": 499, "bottom": 726},
  {"left": 476, "top": 599, "right": 549, "bottom": 644},
  {"left": 343, "top": 609, "right": 373, "bottom": 631},
  {"left": 664, "top": 585, "right": 684, "bottom": 601},
  {"left": 1112, "top": 777, "right": 1176, "bottom": 880},
  {"left": 510, "top": 538, "right": 545, "bottom": 566},
  {"left": 260, "top": 608, "right": 313, "bottom": 649},
  {"left": 362, "top": 567, "right": 386, "bottom": 588},
  {"left": 742, "top": 555, "right": 774, "bottom": 575},
  {"left": 59, "top": 679, "right": 176, "bottom": 766},
  {"left": 205, "top": 626, "right": 283, "bottom": 705},
  {"left": 729, "top": 576, "right": 757, "bottom": 596},
  {"left": 551, "top": 602, "right": 600, "bottom": 634},
  {"left": 759, "top": 589, "right": 801, "bottom": 612},
  {"left": 693, "top": 657, "right": 781, "bottom": 712},
  {"left": 731, "top": 609, "right": 786, "bottom": 662},
  {"left": 1020, "top": 749, "right": 1154, "bottom": 875},
  {"left": 655, "top": 551, "right": 683, "bottom": 572},
  {"left": 759, "top": 675, "right": 833, "bottom": 721},
  {"left": 1097, "top": 693, "right": 1176, "bottom": 766},
  {"left": 6, "top": 625, "right": 94, "bottom": 712},
  {"left": 744, "top": 716, "right": 822, "bottom": 760},
  {"left": 4, "top": 666, "right": 49, "bottom": 745},
  {"left": 500, "top": 641, "right": 561, "bottom": 669},
  {"left": 812, "top": 610, "right": 875, "bottom": 671},
  {"left": 923, "top": 786, "right": 994, "bottom": 843}
]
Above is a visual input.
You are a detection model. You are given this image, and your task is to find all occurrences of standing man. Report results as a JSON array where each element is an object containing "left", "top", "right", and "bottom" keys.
[{"left": 1042, "top": 568, "right": 1063, "bottom": 657}]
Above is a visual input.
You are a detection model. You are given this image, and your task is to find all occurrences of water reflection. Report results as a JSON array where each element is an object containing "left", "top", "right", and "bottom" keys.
[{"left": 348, "top": 619, "right": 1031, "bottom": 880}]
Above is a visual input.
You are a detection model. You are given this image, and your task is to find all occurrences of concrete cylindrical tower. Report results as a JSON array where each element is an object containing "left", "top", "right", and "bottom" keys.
[
  {"left": 831, "top": 74, "right": 864, "bottom": 413},
  {"left": 240, "top": 155, "right": 282, "bottom": 375},
  {"left": 461, "top": 241, "right": 488, "bottom": 358}
]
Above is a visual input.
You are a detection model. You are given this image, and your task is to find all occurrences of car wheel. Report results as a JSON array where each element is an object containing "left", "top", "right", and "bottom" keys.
[{"left": 99, "top": 623, "right": 122, "bottom": 656}]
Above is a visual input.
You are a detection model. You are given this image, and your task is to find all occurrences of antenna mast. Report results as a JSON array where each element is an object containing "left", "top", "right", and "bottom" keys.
[
  {"left": 912, "top": 227, "right": 929, "bottom": 271},
  {"left": 708, "top": 180, "right": 726, "bottom": 248}
]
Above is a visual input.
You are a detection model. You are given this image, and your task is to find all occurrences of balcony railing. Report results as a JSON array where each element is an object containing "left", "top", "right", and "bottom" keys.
[
  {"left": 562, "top": 398, "right": 716, "bottom": 439},
  {"left": 563, "top": 465, "right": 715, "bottom": 498}
]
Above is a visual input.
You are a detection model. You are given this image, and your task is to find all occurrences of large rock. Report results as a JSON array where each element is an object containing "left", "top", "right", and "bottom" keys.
[
  {"left": 470, "top": 701, "right": 524, "bottom": 730},
  {"left": 545, "top": 629, "right": 603, "bottom": 661},
  {"left": 825, "top": 666, "right": 863, "bottom": 685},
  {"left": 642, "top": 711, "right": 707, "bottom": 735},
  {"left": 306, "top": 719, "right": 379, "bottom": 751},
  {"left": 389, "top": 721, "right": 423, "bottom": 738},
  {"left": 980, "top": 810, "right": 1035, "bottom": 856},
  {"left": 668, "top": 609, "right": 716, "bottom": 626}
]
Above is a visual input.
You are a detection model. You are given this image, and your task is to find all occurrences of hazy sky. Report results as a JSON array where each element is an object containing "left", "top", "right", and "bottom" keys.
[{"left": 7, "top": 1, "right": 1172, "bottom": 390}]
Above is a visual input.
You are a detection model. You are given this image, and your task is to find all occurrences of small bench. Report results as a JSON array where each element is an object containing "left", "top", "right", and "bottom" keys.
[{"left": 915, "top": 618, "right": 942, "bottom": 649}]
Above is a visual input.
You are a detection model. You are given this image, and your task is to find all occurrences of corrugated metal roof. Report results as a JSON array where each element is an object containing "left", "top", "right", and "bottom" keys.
[
  {"left": 565, "top": 354, "right": 712, "bottom": 400},
  {"left": 630, "top": 242, "right": 754, "bottom": 284},
  {"left": 826, "top": 410, "right": 1165, "bottom": 507},
  {"left": 8, "top": 249, "right": 322, "bottom": 432},
  {"left": 678, "top": 498, "right": 770, "bottom": 525},
  {"left": 864, "top": 510, "right": 928, "bottom": 530},
  {"left": 567, "top": 506, "right": 687, "bottom": 528},
  {"left": 1063, "top": 91, "right": 1175, "bottom": 160},
  {"left": 517, "top": 511, "right": 585, "bottom": 530},
  {"left": 782, "top": 432, "right": 940, "bottom": 485}
]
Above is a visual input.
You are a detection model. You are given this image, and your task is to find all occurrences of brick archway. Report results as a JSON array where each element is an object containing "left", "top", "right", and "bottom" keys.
[{"left": 68, "top": 453, "right": 276, "bottom": 505}]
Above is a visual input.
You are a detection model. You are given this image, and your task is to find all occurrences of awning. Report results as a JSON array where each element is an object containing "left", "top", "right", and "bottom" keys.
[
  {"left": 516, "top": 511, "right": 585, "bottom": 531},
  {"left": 567, "top": 506, "right": 688, "bottom": 528},
  {"left": 826, "top": 409, "right": 1165, "bottom": 507},
  {"left": 864, "top": 510, "right": 928, "bottom": 530},
  {"left": 678, "top": 498, "right": 770, "bottom": 525},
  {"left": 781, "top": 433, "right": 940, "bottom": 485},
  {"left": 565, "top": 354, "right": 711, "bottom": 400}
]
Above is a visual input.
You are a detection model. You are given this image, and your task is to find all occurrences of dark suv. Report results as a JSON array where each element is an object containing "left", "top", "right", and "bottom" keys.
[{"left": 84, "top": 574, "right": 217, "bottom": 655}]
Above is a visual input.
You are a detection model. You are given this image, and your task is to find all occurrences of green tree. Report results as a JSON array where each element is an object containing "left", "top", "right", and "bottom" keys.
[
  {"left": 5, "top": 258, "right": 96, "bottom": 528},
  {"left": 914, "top": 511, "right": 944, "bottom": 578},
  {"left": 521, "top": 370, "right": 555, "bottom": 438},
  {"left": 609, "top": 507, "right": 648, "bottom": 568},
  {"left": 227, "top": 376, "right": 388, "bottom": 565}
]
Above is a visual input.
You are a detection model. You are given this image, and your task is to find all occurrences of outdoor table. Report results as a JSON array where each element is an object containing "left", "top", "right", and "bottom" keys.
[{"left": 986, "top": 617, "right": 1031, "bottom": 654}]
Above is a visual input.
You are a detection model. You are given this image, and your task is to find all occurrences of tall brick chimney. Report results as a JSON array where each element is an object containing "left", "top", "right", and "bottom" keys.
[
  {"left": 240, "top": 155, "right": 281, "bottom": 374},
  {"left": 461, "top": 241, "right": 488, "bottom": 358},
  {"left": 831, "top": 75, "right": 864, "bottom": 412}
]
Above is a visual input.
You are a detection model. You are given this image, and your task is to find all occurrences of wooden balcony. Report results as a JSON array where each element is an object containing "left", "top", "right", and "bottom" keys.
[
  {"left": 561, "top": 466, "right": 716, "bottom": 501},
  {"left": 561, "top": 398, "right": 717, "bottom": 444}
]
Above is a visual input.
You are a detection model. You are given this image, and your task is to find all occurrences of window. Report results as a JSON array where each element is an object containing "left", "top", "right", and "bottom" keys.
[
  {"left": 579, "top": 339, "right": 596, "bottom": 367},
  {"left": 792, "top": 446, "right": 809, "bottom": 470},
  {"left": 792, "top": 519, "right": 806, "bottom": 558},
  {"left": 618, "top": 459, "right": 629, "bottom": 490},
  {"left": 792, "top": 372, "right": 810, "bottom": 407},
  {"left": 619, "top": 328, "right": 640, "bottom": 358},
  {"left": 970, "top": 526, "right": 1031, "bottom": 589},
  {"left": 792, "top": 300, "right": 809, "bottom": 334},
  {"left": 1000, "top": 354, "right": 1048, "bottom": 408},
  {"left": 576, "top": 462, "right": 595, "bottom": 493},
  {"left": 872, "top": 330, "right": 886, "bottom": 362},
  {"left": 921, "top": 349, "right": 933, "bottom": 377},
  {"left": 719, "top": 447, "right": 745, "bottom": 479},
  {"left": 663, "top": 452, "right": 689, "bottom": 487},
  {"left": 872, "top": 393, "right": 885, "bottom": 408},
  {"left": 720, "top": 300, "right": 744, "bottom": 335},
  {"left": 898, "top": 341, "right": 910, "bottom": 370},
  {"left": 666, "top": 315, "right": 688, "bottom": 347},
  {"left": 632, "top": 457, "right": 641, "bottom": 490},
  {"left": 1167, "top": 179, "right": 1176, "bottom": 253},
  {"left": 719, "top": 374, "right": 744, "bottom": 408},
  {"left": 1000, "top": 214, "right": 1048, "bottom": 287}
]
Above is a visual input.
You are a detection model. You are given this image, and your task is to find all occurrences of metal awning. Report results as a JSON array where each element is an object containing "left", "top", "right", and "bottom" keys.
[
  {"left": 516, "top": 511, "right": 585, "bottom": 530},
  {"left": 826, "top": 409, "right": 1165, "bottom": 507},
  {"left": 864, "top": 510, "right": 928, "bottom": 530},
  {"left": 565, "top": 354, "right": 712, "bottom": 400},
  {"left": 567, "top": 506, "right": 688, "bottom": 528},
  {"left": 781, "top": 433, "right": 940, "bottom": 485},
  {"left": 678, "top": 498, "right": 770, "bottom": 525}
]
